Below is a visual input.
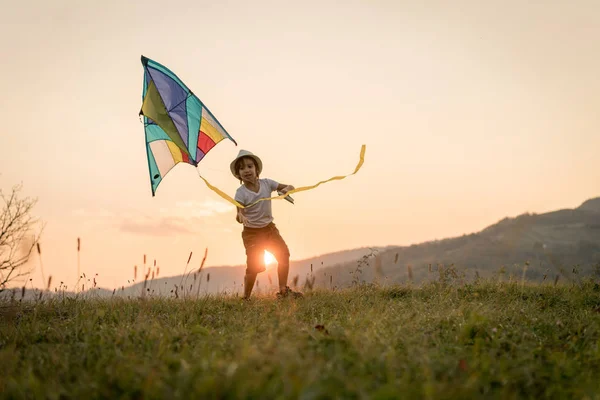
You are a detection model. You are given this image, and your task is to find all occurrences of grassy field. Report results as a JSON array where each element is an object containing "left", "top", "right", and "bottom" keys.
[{"left": 1, "top": 280, "right": 600, "bottom": 399}]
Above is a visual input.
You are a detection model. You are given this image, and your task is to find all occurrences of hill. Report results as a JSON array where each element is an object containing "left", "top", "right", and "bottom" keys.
[{"left": 314, "top": 197, "right": 600, "bottom": 288}]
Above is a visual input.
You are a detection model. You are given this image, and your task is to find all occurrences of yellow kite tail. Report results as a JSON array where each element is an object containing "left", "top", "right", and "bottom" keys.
[{"left": 197, "top": 144, "right": 366, "bottom": 209}]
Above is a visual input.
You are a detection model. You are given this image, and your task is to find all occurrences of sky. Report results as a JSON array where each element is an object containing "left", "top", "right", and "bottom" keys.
[{"left": 1, "top": 0, "right": 599, "bottom": 290}]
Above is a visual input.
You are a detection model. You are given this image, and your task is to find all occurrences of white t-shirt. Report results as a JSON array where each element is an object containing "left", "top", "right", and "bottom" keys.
[{"left": 235, "top": 178, "right": 280, "bottom": 228}]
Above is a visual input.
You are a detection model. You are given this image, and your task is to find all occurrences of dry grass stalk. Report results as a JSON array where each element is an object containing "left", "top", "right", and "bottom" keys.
[
  {"left": 303, "top": 275, "right": 315, "bottom": 290},
  {"left": 77, "top": 238, "right": 81, "bottom": 293},
  {"left": 195, "top": 248, "right": 209, "bottom": 298},
  {"left": 180, "top": 251, "right": 194, "bottom": 292},
  {"left": 36, "top": 242, "right": 46, "bottom": 291},
  {"left": 142, "top": 269, "right": 151, "bottom": 297},
  {"left": 374, "top": 254, "right": 383, "bottom": 280}
]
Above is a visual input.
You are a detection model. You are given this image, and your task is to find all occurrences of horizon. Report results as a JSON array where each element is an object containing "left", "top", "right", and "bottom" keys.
[{"left": 2, "top": 0, "right": 600, "bottom": 290}]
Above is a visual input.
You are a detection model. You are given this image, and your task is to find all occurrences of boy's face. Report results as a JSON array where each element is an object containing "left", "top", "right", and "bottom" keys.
[{"left": 238, "top": 157, "right": 257, "bottom": 183}]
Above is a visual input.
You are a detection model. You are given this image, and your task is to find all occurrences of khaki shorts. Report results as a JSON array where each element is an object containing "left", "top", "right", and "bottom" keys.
[{"left": 242, "top": 223, "right": 290, "bottom": 274}]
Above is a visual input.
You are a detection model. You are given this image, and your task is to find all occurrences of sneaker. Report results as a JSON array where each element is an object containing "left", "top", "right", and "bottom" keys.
[{"left": 276, "top": 286, "right": 304, "bottom": 299}]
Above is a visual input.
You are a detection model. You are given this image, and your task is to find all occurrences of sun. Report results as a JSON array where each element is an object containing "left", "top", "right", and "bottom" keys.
[{"left": 264, "top": 251, "right": 276, "bottom": 267}]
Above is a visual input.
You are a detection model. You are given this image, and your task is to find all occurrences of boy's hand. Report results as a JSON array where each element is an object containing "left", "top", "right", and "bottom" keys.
[{"left": 280, "top": 185, "right": 295, "bottom": 194}]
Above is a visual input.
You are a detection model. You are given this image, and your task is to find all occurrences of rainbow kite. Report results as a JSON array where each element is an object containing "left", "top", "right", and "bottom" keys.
[{"left": 139, "top": 55, "right": 237, "bottom": 196}]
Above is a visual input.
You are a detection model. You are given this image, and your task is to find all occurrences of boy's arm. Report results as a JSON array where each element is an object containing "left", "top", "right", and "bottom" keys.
[
  {"left": 234, "top": 189, "right": 247, "bottom": 224},
  {"left": 235, "top": 207, "right": 248, "bottom": 224}
]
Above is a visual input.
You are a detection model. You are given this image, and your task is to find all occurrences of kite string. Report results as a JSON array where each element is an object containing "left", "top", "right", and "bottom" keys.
[{"left": 196, "top": 145, "right": 366, "bottom": 209}]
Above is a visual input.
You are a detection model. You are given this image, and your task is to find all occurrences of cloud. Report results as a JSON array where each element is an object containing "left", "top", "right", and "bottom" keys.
[
  {"left": 159, "top": 199, "right": 235, "bottom": 218},
  {"left": 72, "top": 208, "right": 116, "bottom": 218},
  {"left": 120, "top": 216, "right": 196, "bottom": 237}
]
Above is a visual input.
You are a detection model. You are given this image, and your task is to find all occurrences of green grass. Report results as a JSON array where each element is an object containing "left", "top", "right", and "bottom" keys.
[{"left": 1, "top": 281, "right": 600, "bottom": 399}]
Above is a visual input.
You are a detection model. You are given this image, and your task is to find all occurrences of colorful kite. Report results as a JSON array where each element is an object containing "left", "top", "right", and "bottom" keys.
[{"left": 139, "top": 55, "right": 237, "bottom": 196}]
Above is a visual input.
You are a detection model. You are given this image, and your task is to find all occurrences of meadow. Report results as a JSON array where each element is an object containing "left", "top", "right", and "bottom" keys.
[{"left": 1, "top": 279, "right": 600, "bottom": 399}]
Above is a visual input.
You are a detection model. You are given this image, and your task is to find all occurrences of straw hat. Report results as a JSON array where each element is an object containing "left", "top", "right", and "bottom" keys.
[{"left": 230, "top": 149, "right": 263, "bottom": 178}]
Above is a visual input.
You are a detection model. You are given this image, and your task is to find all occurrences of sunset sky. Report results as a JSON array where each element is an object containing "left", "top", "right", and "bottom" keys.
[{"left": 1, "top": 0, "right": 599, "bottom": 290}]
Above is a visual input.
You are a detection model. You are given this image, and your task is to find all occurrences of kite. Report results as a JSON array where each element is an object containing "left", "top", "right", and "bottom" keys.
[
  {"left": 139, "top": 55, "right": 366, "bottom": 207},
  {"left": 139, "top": 55, "right": 237, "bottom": 196}
]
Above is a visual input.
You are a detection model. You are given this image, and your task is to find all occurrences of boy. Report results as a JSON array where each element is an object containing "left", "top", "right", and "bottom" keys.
[{"left": 231, "top": 149, "right": 303, "bottom": 300}]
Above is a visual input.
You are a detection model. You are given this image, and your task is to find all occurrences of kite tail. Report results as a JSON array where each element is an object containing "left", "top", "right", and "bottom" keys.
[
  {"left": 197, "top": 145, "right": 366, "bottom": 209},
  {"left": 196, "top": 174, "right": 244, "bottom": 208}
]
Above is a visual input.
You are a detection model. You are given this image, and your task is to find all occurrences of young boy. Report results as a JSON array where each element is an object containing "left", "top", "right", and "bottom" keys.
[{"left": 231, "top": 149, "right": 303, "bottom": 300}]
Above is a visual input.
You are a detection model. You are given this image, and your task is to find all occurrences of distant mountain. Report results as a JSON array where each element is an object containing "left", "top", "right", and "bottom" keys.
[
  {"left": 578, "top": 197, "right": 600, "bottom": 213},
  {"left": 313, "top": 197, "right": 600, "bottom": 287}
]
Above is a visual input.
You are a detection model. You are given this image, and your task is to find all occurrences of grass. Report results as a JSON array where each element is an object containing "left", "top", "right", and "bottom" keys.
[{"left": 1, "top": 280, "right": 600, "bottom": 399}]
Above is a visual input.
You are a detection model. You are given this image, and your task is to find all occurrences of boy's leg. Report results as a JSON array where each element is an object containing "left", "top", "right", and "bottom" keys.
[
  {"left": 243, "top": 273, "right": 257, "bottom": 299},
  {"left": 266, "top": 225, "right": 291, "bottom": 292},
  {"left": 243, "top": 249, "right": 265, "bottom": 298},
  {"left": 242, "top": 228, "right": 267, "bottom": 299},
  {"left": 277, "top": 259, "right": 289, "bottom": 293}
]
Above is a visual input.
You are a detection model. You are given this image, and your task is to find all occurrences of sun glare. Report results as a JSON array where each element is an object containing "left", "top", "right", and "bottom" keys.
[{"left": 264, "top": 251, "right": 276, "bottom": 266}]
